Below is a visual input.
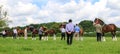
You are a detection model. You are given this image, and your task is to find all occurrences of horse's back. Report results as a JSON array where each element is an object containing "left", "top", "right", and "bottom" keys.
[
  {"left": 48, "top": 29, "right": 56, "bottom": 35},
  {"left": 102, "top": 24, "right": 116, "bottom": 32},
  {"left": 32, "top": 29, "right": 38, "bottom": 34}
]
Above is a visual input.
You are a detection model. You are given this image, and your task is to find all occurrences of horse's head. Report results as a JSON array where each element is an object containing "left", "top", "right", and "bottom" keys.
[
  {"left": 59, "top": 23, "right": 66, "bottom": 28},
  {"left": 16, "top": 27, "right": 21, "bottom": 32},
  {"left": 27, "top": 26, "right": 34, "bottom": 32},
  {"left": 93, "top": 18, "right": 105, "bottom": 25},
  {"left": 42, "top": 26, "right": 47, "bottom": 31}
]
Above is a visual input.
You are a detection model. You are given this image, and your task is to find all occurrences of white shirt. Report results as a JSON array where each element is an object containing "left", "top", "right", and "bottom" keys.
[
  {"left": 2, "top": 30, "right": 6, "bottom": 35},
  {"left": 60, "top": 28, "right": 66, "bottom": 33},
  {"left": 13, "top": 29, "right": 17, "bottom": 34}
]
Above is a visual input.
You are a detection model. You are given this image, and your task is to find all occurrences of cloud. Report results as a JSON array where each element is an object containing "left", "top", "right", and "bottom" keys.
[
  {"left": 12, "top": 2, "right": 39, "bottom": 16},
  {"left": 107, "top": 0, "right": 120, "bottom": 10},
  {"left": 0, "top": 0, "right": 120, "bottom": 27}
]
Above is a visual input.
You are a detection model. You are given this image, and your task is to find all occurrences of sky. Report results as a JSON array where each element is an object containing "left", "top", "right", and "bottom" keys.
[{"left": 0, "top": 0, "right": 120, "bottom": 27}]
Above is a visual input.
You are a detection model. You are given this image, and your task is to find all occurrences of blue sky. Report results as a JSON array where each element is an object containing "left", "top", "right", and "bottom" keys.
[
  {"left": 0, "top": 0, "right": 120, "bottom": 27},
  {"left": 32, "top": 0, "right": 100, "bottom": 7}
]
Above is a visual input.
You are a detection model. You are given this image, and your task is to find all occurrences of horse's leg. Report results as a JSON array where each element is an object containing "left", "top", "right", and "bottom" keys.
[
  {"left": 111, "top": 32, "right": 115, "bottom": 41},
  {"left": 44, "top": 35, "right": 47, "bottom": 40},
  {"left": 32, "top": 34, "right": 34, "bottom": 40},
  {"left": 44, "top": 35, "right": 48, "bottom": 40},
  {"left": 80, "top": 34, "right": 83, "bottom": 41},
  {"left": 34, "top": 34, "right": 36, "bottom": 40},
  {"left": 17, "top": 34, "right": 19, "bottom": 39},
  {"left": 43, "top": 35, "right": 45, "bottom": 40},
  {"left": 101, "top": 33, "right": 106, "bottom": 41},
  {"left": 43, "top": 36, "right": 45, "bottom": 40},
  {"left": 111, "top": 32, "right": 117, "bottom": 41},
  {"left": 47, "top": 35, "right": 48, "bottom": 40},
  {"left": 41, "top": 36, "right": 44, "bottom": 40},
  {"left": 53, "top": 34, "right": 56, "bottom": 40}
]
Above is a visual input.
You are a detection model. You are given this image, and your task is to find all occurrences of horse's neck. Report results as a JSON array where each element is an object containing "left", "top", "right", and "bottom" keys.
[{"left": 100, "top": 23, "right": 106, "bottom": 27}]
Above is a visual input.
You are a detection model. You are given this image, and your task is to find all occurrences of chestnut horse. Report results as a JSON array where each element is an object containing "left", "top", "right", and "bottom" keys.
[
  {"left": 17, "top": 27, "right": 29, "bottom": 39},
  {"left": 59, "top": 24, "right": 84, "bottom": 41},
  {"left": 17, "top": 28, "right": 24, "bottom": 37},
  {"left": 42, "top": 27, "right": 56, "bottom": 40},
  {"left": 93, "top": 18, "right": 117, "bottom": 41}
]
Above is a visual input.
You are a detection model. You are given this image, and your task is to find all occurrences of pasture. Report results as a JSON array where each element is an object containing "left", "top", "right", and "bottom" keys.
[{"left": 0, "top": 36, "right": 120, "bottom": 54}]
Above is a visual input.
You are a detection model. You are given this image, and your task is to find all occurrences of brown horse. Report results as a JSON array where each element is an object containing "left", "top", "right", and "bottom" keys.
[
  {"left": 93, "top": 18, "right": 117, "bottom": 41},
  {"left": 59, "top": 24, "right": 84, "bottom": 40},
  {"left": 79, "top": 28, "right": 84, "bottom": 40},
  {"left": 16, "top": 28, "right": 24, "bottom": 37},
  {"left": 27, "top": 26, "right": 38, "bottom": 40},
  {"left": 5, "top": 30, "right": 13, "bottom": 37},
  {"left": 42, "top": 27, "right": 56, "bottom": 40},
  {"left": 31, "top": 28, "right": 38, "bottom": 40}
]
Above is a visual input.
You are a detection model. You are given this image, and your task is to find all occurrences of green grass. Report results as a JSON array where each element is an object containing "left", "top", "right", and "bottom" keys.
[{"left": 0, "top": 36, "right": 120, "bottom": 54}]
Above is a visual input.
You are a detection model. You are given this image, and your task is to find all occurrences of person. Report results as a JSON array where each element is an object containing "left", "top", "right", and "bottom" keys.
[
  {"left": 65, "top": 19, "right": 74, "bottom": 45},
  {"left": 74, "top": 24, "right": 80, "bottom": 40},
  {"left": 60, "top": 25, "right": 66, "bottom": 40},
  {"left": 13, "top": 28, "right": 18, "bottom": 39},
  {"left": 93, "top": 23, "right": 102, "bottom": 42},
  {"left": 24, "top": 27, "right": 27, "bottom": 39},
  {"left": 2, "top": 29, "right": 6, "bottom": 38},
  {"left": 38, "top": 26, "right": 44, "bottom": 40}
]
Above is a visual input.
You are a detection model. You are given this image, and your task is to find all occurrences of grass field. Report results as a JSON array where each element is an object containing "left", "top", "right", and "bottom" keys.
[{"left": 0, "top": 36, "right": 120, "bottom": 54}]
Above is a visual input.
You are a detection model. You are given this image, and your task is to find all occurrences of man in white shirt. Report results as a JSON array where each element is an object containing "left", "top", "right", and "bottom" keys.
[
  {"left": 2, "top": 30, "right": 6, "bottom": 38},
  {"left": 60, "top": 25, "right": 66, "bottom": 40},
  {"left": 13, "top": 28, "right": 18, "bottom": 39}
]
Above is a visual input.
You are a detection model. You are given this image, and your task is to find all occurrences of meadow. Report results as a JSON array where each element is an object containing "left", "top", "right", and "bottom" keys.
[{"left": 0, "top": 36, "right": 120, "bottom": 54}]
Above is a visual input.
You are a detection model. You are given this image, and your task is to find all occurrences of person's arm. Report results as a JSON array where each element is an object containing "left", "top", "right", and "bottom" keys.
[{"left": 65, "top": 25, "right": 68, "bottom": 32}]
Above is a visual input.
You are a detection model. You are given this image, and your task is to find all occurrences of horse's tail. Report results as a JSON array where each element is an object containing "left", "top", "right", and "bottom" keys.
[{"left": 80, "top": 29, "right": 84, "bottom": 36}]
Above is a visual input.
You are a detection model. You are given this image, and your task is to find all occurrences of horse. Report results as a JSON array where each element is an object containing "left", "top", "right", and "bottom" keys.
[
  {"left": 32, "top": 28, "right": 38, "bottom": 40},
  {"left": 93, "top": 18, "right": 117, "bottom": 41},
  {"left": 27, "top": 26, "right": 38, "bottom": 40},
  {"left": 16, "top": 28, "right": 24, "bottom": 38},
  {"left": 16, "top": 27, "right": 29, "bottom": 39},
  {"left": 59, "top": 24, "right": 84, "bottom": 41},
  {"left": 5, "top": 30, "right": 13, "bottom": 37},
  {"left": 42, "top": 27, "right": 56, "bottom": 40}
]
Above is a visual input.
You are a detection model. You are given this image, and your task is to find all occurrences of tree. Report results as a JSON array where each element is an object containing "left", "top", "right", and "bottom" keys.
[
  {"left": 79, "top": 20, "right": 95, "bottom": 32},
  {"left": 0, "top": 5, "right": 8, "bottom": 28}
]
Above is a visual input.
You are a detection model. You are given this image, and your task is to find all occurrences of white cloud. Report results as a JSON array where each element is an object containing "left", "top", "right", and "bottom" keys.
[
  {"left": 107, "top": 0, "right": 120, "bottom": 10},
  {"left": 12, "top": 2, "right": 39, "bottom": 16},
  {"left": 0, "top": 0, "right": 120, "bottom": 28}
]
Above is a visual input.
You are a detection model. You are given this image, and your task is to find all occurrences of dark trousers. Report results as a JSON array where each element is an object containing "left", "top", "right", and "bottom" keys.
[
  {"left": 39, "top": 34, "right": 43, "bottom": 40},
  {"left": 13, "top": 33, "right": 17, "bottom": 39},
  {"left": 96, "top": 33, "right": 102, "bottom": 41},
  {"left": 61, "top": 33, "right": 65, "bottom": 40},
  {"left": 66, "top": 32, "right": 73, "bottom": 45},
  {"left": 2, "top": 34, "right": 6, "bottom": 38}
]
